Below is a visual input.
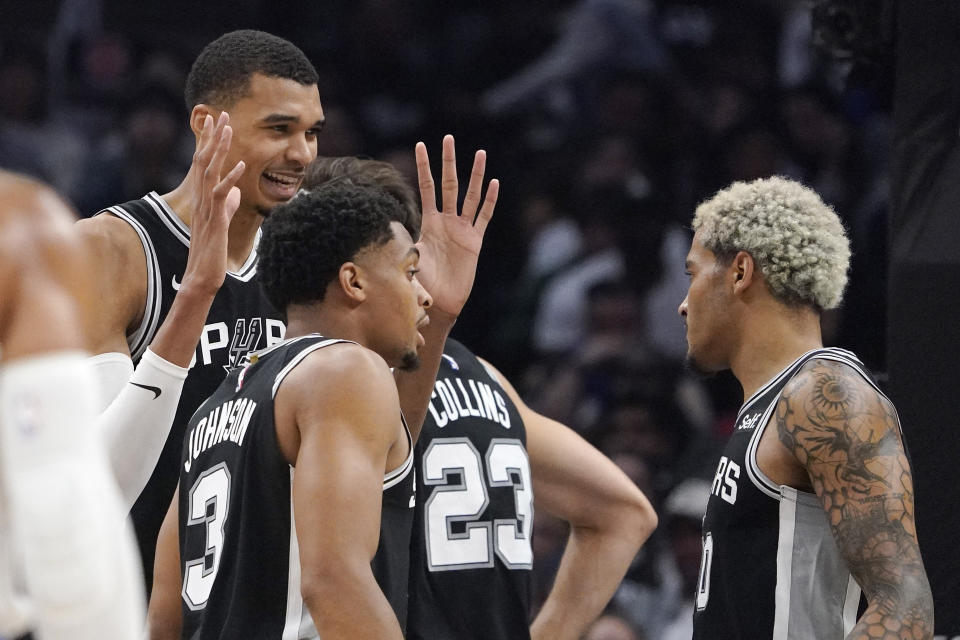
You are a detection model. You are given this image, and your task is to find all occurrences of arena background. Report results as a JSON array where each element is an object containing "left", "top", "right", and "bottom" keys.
[{"left": 0, "top": 0, "right": 956, "bottom": 637}]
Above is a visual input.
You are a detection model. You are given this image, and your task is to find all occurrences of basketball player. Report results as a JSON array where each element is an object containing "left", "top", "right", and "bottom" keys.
[
  {"left": 304, "top": 156, "right": 659, "bottom": 639},
  {"left": 76, "top": 30, "right": 323, "bottom": 588},
  {"left": 0, "top": 171, "right": 143, "bottom": 638},
  {"left": 148, "top": 183, "right": 432, "bottom": 639},
  {"left": 679, "top": 177, "right": 933, "bottom": 638}
]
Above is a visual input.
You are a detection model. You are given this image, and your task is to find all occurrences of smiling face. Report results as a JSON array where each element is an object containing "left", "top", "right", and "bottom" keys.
[
  {"left": 205, "top": 73, "right": 325, "bottom": 217},
  {"left": 678, "top": 231, "right": 738, "bottom": 373},
  {"left": 356, "top": 221, "right": 432, "bottom": 370}
]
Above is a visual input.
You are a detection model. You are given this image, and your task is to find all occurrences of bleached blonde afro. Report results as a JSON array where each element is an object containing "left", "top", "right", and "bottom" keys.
[{"left": 693, "top": 176, "right": 850, "bottom": 310}]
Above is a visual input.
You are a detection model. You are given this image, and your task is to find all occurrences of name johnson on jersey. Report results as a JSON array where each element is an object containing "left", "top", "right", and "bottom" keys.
[{"left": 183, "top": 397, "right": 258, "bottom": 472}]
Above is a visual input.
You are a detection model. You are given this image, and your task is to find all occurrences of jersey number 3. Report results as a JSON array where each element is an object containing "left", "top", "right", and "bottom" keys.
[
  {"left": 181, "top": 463, "right": 232, "bottom": 610},
  {"left": 423, "top": 437, "right": 533, "bottom": 571}
]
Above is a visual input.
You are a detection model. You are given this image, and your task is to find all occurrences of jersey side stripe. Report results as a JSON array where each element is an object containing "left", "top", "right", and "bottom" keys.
[
  {"left": 773, "top": 487, "right": 798, "bottom": 640},
  {"left": 105, "top": 206, "right": 162, "bottom": 360},
  {"left": 281, "top": 467, "right": 317, "bottom": 639}
]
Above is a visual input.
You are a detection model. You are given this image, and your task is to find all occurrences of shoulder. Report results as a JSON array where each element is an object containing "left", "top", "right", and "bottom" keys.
[
  {"left": 280, "top": 341, "right": 397, "bottom": 405},
  {"left": 775, "top": 355, "right": 901, "bottom": 465},
  {"left": 75, "top": 210, "right": 144, "bottom": 266},
  {"left": 0, "top": 179, "right": 82, "bottom": 282},
  {"left": 783, "top": 356, "right": 892, "bottom": 415}
]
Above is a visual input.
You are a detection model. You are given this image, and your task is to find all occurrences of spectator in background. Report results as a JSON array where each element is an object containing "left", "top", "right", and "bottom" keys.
[
  {"left": 0, "top": 43, "right": 86, "bottom": 195},
  {"left": 659, "top": 479, "right": 711, "bottom": 640},
  {"left": 76, "top": 83, "right": 190, "bottom": 215}
]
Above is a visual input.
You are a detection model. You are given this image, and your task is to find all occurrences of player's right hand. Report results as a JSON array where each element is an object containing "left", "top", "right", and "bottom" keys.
[{"left": 180, "top": 112, "right": 245, "bottom": 297}]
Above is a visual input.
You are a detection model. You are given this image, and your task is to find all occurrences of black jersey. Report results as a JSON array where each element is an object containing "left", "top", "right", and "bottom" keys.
[
  {"left": 179, "top": 335, "right": 415, "bottom": 639},
  {"left": 692, "top": 348, "right": 892, "bottom": 639},
  {"left": 99, "top": 192, "right": 283, "bottom": 587},
  {"left": 408, "top": 339, "right": 532, "bottom": 640}
]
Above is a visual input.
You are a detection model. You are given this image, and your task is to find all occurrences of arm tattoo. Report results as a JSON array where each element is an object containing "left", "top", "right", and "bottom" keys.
[{"left": 775, "top": 359, "right": 933, "bottom": 639}]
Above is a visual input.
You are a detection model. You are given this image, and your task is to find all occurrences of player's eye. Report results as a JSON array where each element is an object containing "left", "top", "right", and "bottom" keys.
[
  {"left": 306, "top": 128, "right": 321, "bottom": 137},
  {"left": 270, "top": 125, "right": 288, "bottom": 133}
]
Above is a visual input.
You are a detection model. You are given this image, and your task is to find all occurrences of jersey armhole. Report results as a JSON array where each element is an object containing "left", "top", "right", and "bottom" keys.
[{"left": 99, "top": 207, "right": 162, "bottom": 361}]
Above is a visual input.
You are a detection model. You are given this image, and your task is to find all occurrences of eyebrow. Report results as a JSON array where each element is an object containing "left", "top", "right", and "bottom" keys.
[{"left": 260, "top": 114, "right": 326, "bottom": 129}]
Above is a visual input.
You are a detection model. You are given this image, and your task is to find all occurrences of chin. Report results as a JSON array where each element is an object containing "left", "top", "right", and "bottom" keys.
[
  {"left": 398, "top": 351, "right": 421, "bottom": 372},
  {"left": 685, "top": 349, "right": 716, "bottom": 375}
]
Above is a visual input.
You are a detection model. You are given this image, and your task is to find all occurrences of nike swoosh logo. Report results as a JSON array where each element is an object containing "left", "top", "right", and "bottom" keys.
[
  {"left": 130, "top": 382, "right": 162, "bottom": 399},
  {"left": 172, "top": 274, "right": 181, "bottom": 291}
]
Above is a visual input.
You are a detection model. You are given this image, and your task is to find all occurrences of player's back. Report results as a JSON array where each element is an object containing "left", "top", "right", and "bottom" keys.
[
  {"left": 178, "top": 335, "right": 341, "bottom": 639},
  {"left": 408, "top": 339, "right": 532, "bottom": 640}
]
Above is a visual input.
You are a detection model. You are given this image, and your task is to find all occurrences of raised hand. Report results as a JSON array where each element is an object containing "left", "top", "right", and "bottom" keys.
[
  {"left": 414, "top": 134, "right": 499, "bottom": 318},
  {"left": 180, "top": 112, "right": 246, "bottom": 296}
]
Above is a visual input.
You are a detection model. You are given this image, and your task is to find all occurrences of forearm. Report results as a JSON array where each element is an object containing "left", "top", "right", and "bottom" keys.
[
  {"left": 303, "top": 571, "right": 403, "bottom": 640},
  {"left": 530, "top": 524, "right": 644, "bottom": 640},
  {"left": 94, "top": 349, "right": 188, "bottom": 510},
  {"left": 148, "top": 284, "right": 217, "bottom": 368},
  {"left": 0, "top": 353, "right": 144, "bottom": 639},
  {"left": 394, "top": 307, "right": 455, "bottom": 441},
  {"left": 847, "top": 575, "right": 934, "bottom": 639}
]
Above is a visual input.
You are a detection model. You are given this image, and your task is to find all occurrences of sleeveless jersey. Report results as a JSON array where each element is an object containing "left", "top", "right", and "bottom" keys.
[
  {"left": 407, "top": 339, "right": 532, "bottom": 640},
  {"left": 178, "top": 335, "right": 415, "bottom": 639},
  {"left": 692, "top": 348, "right": 894, "bottom": 639},
  {"left": 98, "top": 192, "right": 284, "bottom": 587}
]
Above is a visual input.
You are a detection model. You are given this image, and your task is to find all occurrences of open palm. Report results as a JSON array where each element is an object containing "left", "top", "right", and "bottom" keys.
[{"left": 415, "top": 135, "right": 499, "bottom": 317}]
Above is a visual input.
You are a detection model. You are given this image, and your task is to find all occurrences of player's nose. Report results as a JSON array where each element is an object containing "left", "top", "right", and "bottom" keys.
[
  {"left": 285, "top": 134, "right": 313, "bottom": 166},
  {"left": 678, "top": 296, "right": 688, "bottom": 317}
]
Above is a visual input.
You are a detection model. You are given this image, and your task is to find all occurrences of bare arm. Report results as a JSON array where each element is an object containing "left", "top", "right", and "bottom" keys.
[
  {"left": 77, "top": 112, "right": 243, "bottom": 369},
  {"left": 395, "top": 135, "right": 499, "bottom": 440},
  {"left": 75, "top": 114, "right": 244, "bottom": 507},
  {"left": 148, "top": 488, "right": 183, "bottom": 640},
  {"left": 0, "top": 174, "right": 144, "bottom": 639},
  {"left": 480, "top": 358, "right": 658, "bottom": 640},
  {"left": 278, "top": 345, "right": 404, "bottom": 639},
  {"left": 775, "top": 359, "right": 934, "bottom": 640}
]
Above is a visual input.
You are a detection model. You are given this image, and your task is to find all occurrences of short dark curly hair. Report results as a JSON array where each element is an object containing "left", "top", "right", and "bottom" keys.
[
  {"left": 258, "top": 184, "right": 404, "bottom": 311},
  {"left": 184, "top": 30, "right": 318, "bottom": 111},
  {"left": 304, "top": 156, "right": 422, "bottom": 240}
]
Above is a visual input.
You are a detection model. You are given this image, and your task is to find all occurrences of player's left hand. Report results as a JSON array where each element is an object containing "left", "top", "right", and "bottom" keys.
[{"left": 414, "top": 134, "right": 499, "bottom": 319}]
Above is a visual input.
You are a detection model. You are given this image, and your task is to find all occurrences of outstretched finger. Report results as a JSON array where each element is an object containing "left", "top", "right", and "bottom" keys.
[
  {"left": 415, "top": 141, "right": 437, "bottom": 214},
  {"left": 203, "top": 121, "right": 233, "bottom": 193},
  {"left": 190, "top": 114, "right": 215, "bottom": 175},
  {"left": 440, "top": 134, "right": 458, "bottom": 214},
  {"left": 472, "top": 178, "right": 499, "bottom": 235},
  {"left": 461, "top": 149, "right": 486, "bottom": 222},
  {"left": 199, "top": 112, "right": 228, "bottom": 166}
]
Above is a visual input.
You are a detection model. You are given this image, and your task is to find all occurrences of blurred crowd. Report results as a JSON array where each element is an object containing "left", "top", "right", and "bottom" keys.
[{"left": 0, "top": 1, "right": 892, "bottom": 637}]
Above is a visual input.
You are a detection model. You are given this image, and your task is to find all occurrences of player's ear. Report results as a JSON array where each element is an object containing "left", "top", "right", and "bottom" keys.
[
  {"left": 189, "top": 104, "right": 219, "bottom": 139},
  {"left": 338, "top": 262, "right": 367, "bottom": 303},
  {"left": 732, "top": 250, "right": 756, "bottom": 295}
]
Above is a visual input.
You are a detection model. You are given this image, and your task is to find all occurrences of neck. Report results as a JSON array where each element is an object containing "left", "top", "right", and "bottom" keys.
[
  {"left": 728, "top": 302, "right": 823, "bottom": 401},
  {"left": 160, "top": 185, "right": 264, "bottom": 271},
  {"left": 284, "top": 303, "right": 367, "bottom": 346}
]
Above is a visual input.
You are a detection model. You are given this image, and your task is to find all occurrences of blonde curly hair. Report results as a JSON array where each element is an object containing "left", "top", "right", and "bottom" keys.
[{"left": 692, "top": 176, "right": 850, "bottom": 310}]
